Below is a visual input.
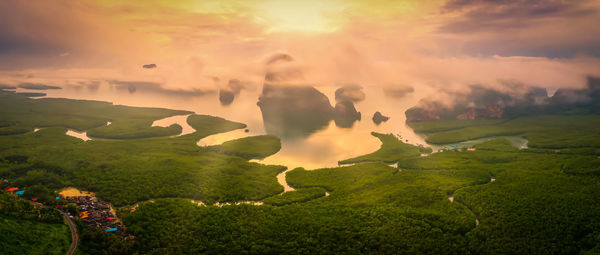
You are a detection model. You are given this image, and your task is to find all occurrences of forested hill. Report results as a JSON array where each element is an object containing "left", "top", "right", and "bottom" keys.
[{"left": 406, "top": 76, "right": 600, "bottom": 122}]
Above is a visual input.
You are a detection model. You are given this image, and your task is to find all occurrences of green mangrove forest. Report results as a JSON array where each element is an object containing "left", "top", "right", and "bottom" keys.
[{"left": 1, "top": 90, "right": 600, "bottom": 254}]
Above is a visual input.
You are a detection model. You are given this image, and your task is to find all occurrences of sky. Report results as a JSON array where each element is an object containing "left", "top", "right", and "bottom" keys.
[{"left": 1, "top": 0, "right": 599, "bottom": 94}]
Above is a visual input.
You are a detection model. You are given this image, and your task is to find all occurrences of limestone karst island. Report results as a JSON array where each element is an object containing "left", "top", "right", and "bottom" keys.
[{"left": 1, "top": 1, "right": 600, "bottom": 254}]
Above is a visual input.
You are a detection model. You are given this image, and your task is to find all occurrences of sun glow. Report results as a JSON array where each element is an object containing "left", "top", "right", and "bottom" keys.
[{"left": 256, "top": 0, "right": 348, "bottom": 33}]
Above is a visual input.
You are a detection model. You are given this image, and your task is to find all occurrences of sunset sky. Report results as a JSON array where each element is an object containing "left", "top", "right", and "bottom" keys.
[{"left": 1, "top": 0, "right": 600, "bottom": 94}]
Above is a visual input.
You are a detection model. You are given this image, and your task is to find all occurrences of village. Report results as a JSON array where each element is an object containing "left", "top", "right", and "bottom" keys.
[
  {"left": 60, "top": 194, "right": 126, "bottom": 235},
  {"left": 2, "top": 179, "right": 126, "bottom": 236}
]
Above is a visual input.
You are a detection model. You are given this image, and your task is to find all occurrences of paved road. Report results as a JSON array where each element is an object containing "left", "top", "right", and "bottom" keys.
[
  {"left": 61, "top": 211, "right": 78, "bottom": 255},
  {"left": 28, "top": 201, "right": 78, "bottom": 254}
]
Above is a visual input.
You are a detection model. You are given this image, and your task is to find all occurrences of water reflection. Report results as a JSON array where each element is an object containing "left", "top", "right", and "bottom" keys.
[
  {"left": 64, "top": 121, "right": 110, "bottom": 141},
  {"left": 151, "top": 114, "right": 195, "bottom": 137},
  {"left": 197, "top": 129, "right": 251, "bottom": 146},
  {"left": 258, "top": 84, "right": 335, "bottom": 139},
  {"left": 258, "top": 121, "right": 381, "bottom": 169},
  {"left": 332, "top": 101, "right": 361, "bottom": 128},
  {"left": 258, "top": 84, "right": 363, "bottom": 139},
  {"left": 66, "top": 129, "right": 91, "bottom": 141},
  {"left": 276, "top": 170, "right": 295, "bottom": 192},
  {"left": 261, "top": 111, "right": 331, "bottom": 140},
  {"left": 23, "top": 82, "right": 433, "bottom": 169},
  {"left": 428, "top": 136, "right": 528, "bottom": 152}
]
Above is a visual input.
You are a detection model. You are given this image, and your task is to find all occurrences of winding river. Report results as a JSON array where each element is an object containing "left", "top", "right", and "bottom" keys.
[
  {"left": 151, "top": 115, "right": 195, "bottom": 137},
  {"left": 448, "top": 176, "right": 498, "bottom": 227},
  {"left": 27, "top": 84, "right": 527, "bottom": 204}
]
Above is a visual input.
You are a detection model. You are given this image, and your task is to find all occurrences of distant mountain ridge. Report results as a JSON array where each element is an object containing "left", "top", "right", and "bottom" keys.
[{"left": 406, "top": 77, "right": 600, "bottom": 122}]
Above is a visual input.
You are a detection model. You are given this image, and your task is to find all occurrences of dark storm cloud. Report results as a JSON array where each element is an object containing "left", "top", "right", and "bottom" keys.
[
  {"left": 0, "top": 1, "right": 80, "bottom": 69},
  {"left": 438, "top": 0, "right": 600, "bottom": 57},
  {"left": 0, "top": 2, "right": 62, "bottom": 56},
  {"left": 444, "top": 0, "right": 589, "bottom": 12},
  {"left": 441, "top": 0, "right": 596, "bottom": 33},
  {"left": 142, "top": 64, "right": 157, "bottom": 69}
]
